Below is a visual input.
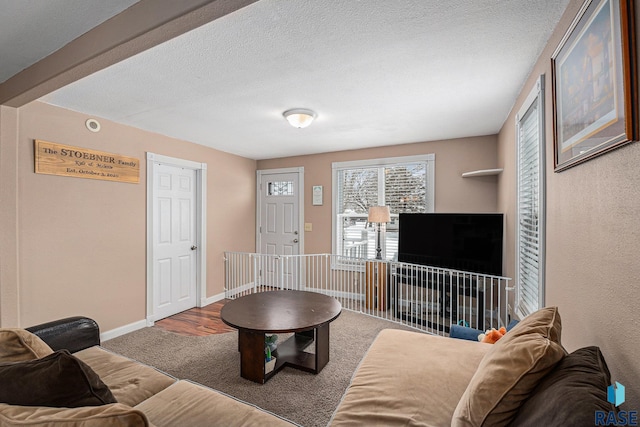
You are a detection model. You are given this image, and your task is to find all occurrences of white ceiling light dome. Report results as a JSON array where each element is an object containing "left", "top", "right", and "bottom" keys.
[{"left": 283, "top": 108, "right": 317, "bottom": 128}]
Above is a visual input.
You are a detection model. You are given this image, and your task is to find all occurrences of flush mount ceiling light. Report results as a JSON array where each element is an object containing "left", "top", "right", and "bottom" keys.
[{"left": 283, "top": 108, "right": 316, "bottom": 128}]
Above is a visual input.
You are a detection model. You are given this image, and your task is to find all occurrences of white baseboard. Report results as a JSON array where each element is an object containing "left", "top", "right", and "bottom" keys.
[
  {"left": 102, "top": 293, "right": 225, "bottom": 342},
  {"left": 101, "top": 319, "right": 147, "bottom": 342},
  {"left": 201, "top": 292, "right": 225, "bottom": 307}
]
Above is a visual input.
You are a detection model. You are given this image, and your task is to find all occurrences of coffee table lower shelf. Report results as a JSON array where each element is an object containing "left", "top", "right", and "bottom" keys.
[{"left": 239, "top": 325, "right": 329, "bottom": 384}]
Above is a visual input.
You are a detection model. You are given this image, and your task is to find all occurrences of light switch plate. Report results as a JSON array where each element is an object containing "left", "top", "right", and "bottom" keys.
[{"left": 304, "top": 223, "right": 312, "bottom": 232}]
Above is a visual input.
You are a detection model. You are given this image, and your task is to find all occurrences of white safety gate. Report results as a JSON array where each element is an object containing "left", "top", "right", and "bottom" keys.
[{"left": 224, "top": 252, "right": 513, "bottom": 336}]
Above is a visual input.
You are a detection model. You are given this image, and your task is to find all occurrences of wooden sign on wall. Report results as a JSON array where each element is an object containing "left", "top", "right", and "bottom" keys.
[{"left": 34, "top": 140, "right": 140, "bottom": 184}]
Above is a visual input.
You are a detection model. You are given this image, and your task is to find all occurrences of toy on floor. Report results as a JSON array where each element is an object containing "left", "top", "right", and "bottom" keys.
[
  {"left": 478, "top": 326, "right": 507, "bottom": 344},
  {"left": 265, "top": 334, "right": 278, "bottom": 352}
]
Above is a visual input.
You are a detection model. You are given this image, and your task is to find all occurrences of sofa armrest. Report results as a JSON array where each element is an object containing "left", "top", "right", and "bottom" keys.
[
  {"left": 0, "top": 403, "right": 149, "bottom": 426},
  {"left": 26, "top": 316, "right": 100, "bottom": 353}
]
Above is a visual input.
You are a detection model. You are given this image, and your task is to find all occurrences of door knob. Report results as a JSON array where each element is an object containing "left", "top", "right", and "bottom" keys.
[
  {"left": 191, "top": 245, "right": 198, "bottom": 250},
  {"left": 293, "top": 239, "right": 299, "bottom": 243},
  {"left": 294, "top": 231, "right": 298, "bottom": 235}
]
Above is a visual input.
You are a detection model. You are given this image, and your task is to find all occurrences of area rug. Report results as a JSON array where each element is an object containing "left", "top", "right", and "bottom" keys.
[{"left": 103, "top": 309, "right": 416, "bottom": 427}]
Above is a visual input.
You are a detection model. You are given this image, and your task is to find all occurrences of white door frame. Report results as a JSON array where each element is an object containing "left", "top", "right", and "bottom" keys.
[
  {"left": 256, "top": 167, "right": 304, "bottom": 255},
  {"left": 146, "top": 152, "right": 207, "bottom": 326}
]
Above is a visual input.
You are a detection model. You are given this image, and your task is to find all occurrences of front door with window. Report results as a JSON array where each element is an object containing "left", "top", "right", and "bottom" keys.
[{"left": 257, "top": 169, "right": 302, "bottom": 288}]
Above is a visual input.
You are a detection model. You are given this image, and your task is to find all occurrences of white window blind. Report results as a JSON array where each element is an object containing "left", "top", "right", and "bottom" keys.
[
  {"left": 516, "top": 75, "right": 545, "bottom": 318},
  {"left": 333, "top": 155, "right": 434, "bottom": 260}
]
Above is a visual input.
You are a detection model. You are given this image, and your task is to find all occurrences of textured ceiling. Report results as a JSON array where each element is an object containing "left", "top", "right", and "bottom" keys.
[{"left": 10, "top": 1, "right": 570, "bottom": 160}]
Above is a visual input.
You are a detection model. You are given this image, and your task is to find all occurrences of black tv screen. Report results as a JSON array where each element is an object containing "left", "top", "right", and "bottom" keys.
[{"left": 397, "top": 213, "right": 503, "bottom": 276}]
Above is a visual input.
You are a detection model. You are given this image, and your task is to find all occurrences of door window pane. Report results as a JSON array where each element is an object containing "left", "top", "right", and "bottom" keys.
[{"left": 268, "top": 181, "right": 294, "bottom": 196}]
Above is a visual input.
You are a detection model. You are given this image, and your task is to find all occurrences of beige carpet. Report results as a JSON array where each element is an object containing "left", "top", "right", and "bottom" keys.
[{"left": 103, "top": 309, "right": 416, "bottom": 427}]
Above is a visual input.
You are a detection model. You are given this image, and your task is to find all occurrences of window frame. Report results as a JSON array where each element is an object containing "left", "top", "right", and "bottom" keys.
[
  {"left": 515, "top": 74, "right": 546, "bottom": 318},
  {"left": 331, "top": 154, "right": 435, "bottom": 262}
]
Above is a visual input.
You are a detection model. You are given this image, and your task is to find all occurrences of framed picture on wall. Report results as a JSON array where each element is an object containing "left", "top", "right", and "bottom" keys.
[{"left": 551, "top": 0, "right": 637, "bottom": 172}]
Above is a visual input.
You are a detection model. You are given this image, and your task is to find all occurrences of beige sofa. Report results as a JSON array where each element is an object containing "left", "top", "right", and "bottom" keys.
[
  {"left": 0, "top": 320, "right": 297, "bottom": 427},
  {"left": 1, "top": 307, "right": 618, "bottom": 426},
  {"left": 329, "top": 306, "right": 617, "bottom": 426}
]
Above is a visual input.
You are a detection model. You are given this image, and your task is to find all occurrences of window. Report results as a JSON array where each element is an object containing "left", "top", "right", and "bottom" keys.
[
  {"left": 267, "top": 181, "right": 294, "bottom": 196},
  {"left": 515, "top": 75, "right": 546, "bottom": 318},
  {"left": 332, "top": 154, "right": 435, "bottom": 260}
]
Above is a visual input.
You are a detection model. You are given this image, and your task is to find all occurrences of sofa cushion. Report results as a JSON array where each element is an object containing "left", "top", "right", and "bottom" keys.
[
  {"left": 74, "top": 346, "right": 176, "bottom": 407},
  {"left": 0, "top": 402, "right": 149, "bottom": 426},
  {"left": 452, "top": 307, "right": 566, "bottom": 427},
  {"left": 0, "top": 328, "right": 53, "bottom": 362},
  {"left": 135, "top": 380, "right": 296, "bottom": 426},
  {"left": 329, "top": 329, "right": 491, "bottom": 426},
  {"left": 509, "top": 346, "right": 616, "bottom": 426},
  {"left": 0, "top": 350, "right": 117, "bottom": 407}
]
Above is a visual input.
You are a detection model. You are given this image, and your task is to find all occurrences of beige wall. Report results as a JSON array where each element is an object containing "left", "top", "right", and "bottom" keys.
[
  {"left": 5, "top": 101, "right": 256, "bottom": 331},
  {"left": 258, "top": 135, "right": 500, "bottom": 255},
  {"left": 498, "top": 0, "right": 640, "bottom": 406},
  {"left": 2, "top": 108, "right": 499, "bottom": 332},
  {"left": 0, "top": 106, "right": 20, "bottom": 326}
]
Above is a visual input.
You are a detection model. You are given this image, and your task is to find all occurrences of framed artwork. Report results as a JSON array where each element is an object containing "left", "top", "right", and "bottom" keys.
[
  {"left": 551, "top": 0, "right": 637, "bottom": 171},
  {"left": 312, "top": 185, "right": 323, "bottom": 205}
]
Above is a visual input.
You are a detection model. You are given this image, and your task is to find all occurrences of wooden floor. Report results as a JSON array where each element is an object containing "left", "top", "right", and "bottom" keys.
[{"left": 154, "top": 300, "right": 236, "bottom": 336}]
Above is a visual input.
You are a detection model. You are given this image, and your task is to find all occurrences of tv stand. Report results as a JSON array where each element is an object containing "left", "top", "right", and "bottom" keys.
[{"left": 391, "top": 267, "right": 485, "bottom": 333}]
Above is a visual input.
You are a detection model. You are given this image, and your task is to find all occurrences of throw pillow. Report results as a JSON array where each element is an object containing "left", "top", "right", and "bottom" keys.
[
  {"left": 449, "top": 325, "right": 484, "bottom": 341},
  {"left": 0, "top": 350, "right": 117, "bottom": 407},
  {"left": 509, "top": 346, "right": 616, "bottom": 426},
  {"left": 0, "top": 328, "right": 53, "bottom": 362},
  {"left": 451, "top": 306, "right": 566, "bottom": 427},
  {"left": 506, "top": 306, "right": 563, "bottom": 345}
]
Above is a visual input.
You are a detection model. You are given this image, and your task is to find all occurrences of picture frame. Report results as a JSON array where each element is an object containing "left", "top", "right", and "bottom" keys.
[
  {"left": 312, "top": 185, "right": 323, "bottom": 206},
  {"left": 551, "top": 0, "right": 637, "bottom": 172}
]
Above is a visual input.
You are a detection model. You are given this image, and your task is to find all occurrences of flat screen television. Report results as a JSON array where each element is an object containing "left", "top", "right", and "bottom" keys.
[{"left": 397, "top": 213, "right": 503, "bottom": 276}]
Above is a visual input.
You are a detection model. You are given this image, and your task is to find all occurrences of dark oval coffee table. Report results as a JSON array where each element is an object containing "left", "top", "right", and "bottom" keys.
[{"left": 221, "top": 290, "right": 342, "bottom": 383}]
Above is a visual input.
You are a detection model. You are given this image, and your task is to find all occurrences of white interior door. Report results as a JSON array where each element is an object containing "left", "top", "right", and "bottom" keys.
[
  {"left": 153, "top": 164, "right": 197, "bottom": 320},
  {"left": 258, "top": 170, "right": 302, "bottom": 288}
]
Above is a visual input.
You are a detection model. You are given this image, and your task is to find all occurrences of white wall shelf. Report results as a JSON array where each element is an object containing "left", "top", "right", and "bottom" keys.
[{"left": 461, "top": 168, "right": 503, "bottom": 178}]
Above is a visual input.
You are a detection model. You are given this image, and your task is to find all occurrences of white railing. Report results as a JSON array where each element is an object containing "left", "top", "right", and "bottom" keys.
[
  {"left": 344, "top": 241, "right": 368, "bottom": 259},
  {"left": 224, "top": 252, "right": 513, "bottom": 336}
]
